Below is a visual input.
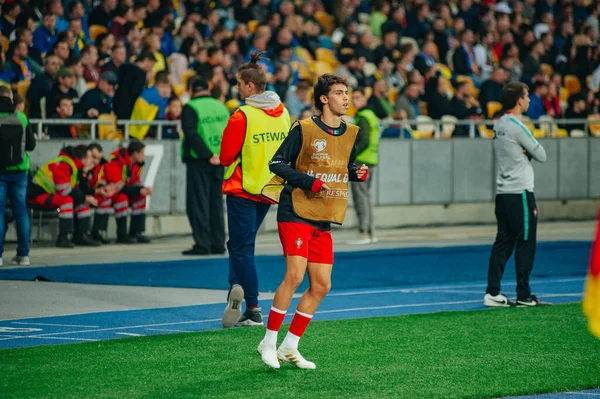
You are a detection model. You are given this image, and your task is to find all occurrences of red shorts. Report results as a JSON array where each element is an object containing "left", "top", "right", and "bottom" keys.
[{"left": 278, "top": 222, "right": 333, "bottom": 264}]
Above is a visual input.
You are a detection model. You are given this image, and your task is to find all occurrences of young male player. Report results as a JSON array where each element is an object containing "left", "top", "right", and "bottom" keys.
[
  {"left": 484, "top": 82, "right": 549, "bottom": 308},
  {"left": 258, "top": 74, "right": 368, "bottom": 369}
]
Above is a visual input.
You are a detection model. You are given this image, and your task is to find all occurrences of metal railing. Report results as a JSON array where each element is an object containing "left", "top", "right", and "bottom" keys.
[{"left": 29, "top": 119, "right": 181, "bottom": 140}]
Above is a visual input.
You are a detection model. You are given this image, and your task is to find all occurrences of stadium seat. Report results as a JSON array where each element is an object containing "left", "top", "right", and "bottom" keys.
[
  {"left": 437, "top": 63, "right": 452, "bottom": 79},
  {"left": 570, "top": 129, "right": 586, "bottom": 137},
  {"left": 314, "top": 11, "right": 335, "bottom": 35},
  {"left": 181, "top": 69, "right": 197, "bottom": 90},
  {"left": 295, "top": 47, "right": 315, "bottom": 64},
  {"left": 173, "top": 84, "right": 185, "bottom": 97},
  {"left": 86, "top": 82, "right": 97, "bottom": 90},
  {"left": 17, "top": 80, "right": 31, "bottom": 99},
  {"left": 478, "top": 124, "right": 495, "bottom": 139},
  {"left": 363, "top": 62, "right": 377, "bottom": 77},
  {"left": 97, "top": 114, "right": 121, "bottom": 140},
  {"left": 316, "top": 48, "right": 339, "bottom": 68},
  {"left": 486, "top": 101, "right": 502, "bottom": 118},
  {"left": 314, "top": 61, "right": 334, "bottom": 76},
  {"left": 538, "top": 115, "right": 557, "bottom": 137},
  {"left": 564, "top": 75, "right": 582, "bottom": 97},
  {"left": 415, "top": 115, "right": 436, "bottom": 138},
  {"left": 388, "top": 87, "right": 400, "bottom": 103},
  {"left": 247, "top": 20, "right": 259, "bottom": 34},
  {"left": 89, "top": 25, "right": 108, "bottom": 42},
  {"left": 540, "top": 63, "right": 553, "bottom": 77},
  {"left": 521, "top": 115, "right": 545, "bottom": 138},
  {"left": 587, "top": 115, "right": 600, "bottom": 137},
  {"left": 440, "top": 115, "right": 457, "bottom": 138}
]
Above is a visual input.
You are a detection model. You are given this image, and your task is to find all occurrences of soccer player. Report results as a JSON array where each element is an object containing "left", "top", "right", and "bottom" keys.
[
  {"left": 484, "top": 82, "right": 549, "bottom": 308},
  {"left": 257, "top": 74, "right": 368, "bottom": 369}
]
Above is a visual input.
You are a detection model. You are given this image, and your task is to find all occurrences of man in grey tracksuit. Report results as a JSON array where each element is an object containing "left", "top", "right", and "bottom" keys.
[{"left": 484, "top": 82, "right": 551, "bottom": 308}]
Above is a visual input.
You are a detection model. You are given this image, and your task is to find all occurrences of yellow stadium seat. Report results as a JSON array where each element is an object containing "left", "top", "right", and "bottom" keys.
[
  {"left": 478, "top": 124, "right": 495, "bottom": 138},
  {"left": 247, "top": 20, "right": 259, "bottom": 34},
  {"left": 86, "top": 82, "right": 97, "bottom": 90},
  {"left": 364, "top": 87, "right": 373, "bottom": 98},
  {"left": 295, "top": 47, "right": 315, "bottom": 64},
  {"left": 540, "top": 63, "right": 553, "bottom": 77},
  {"left": 415, "top": 115, "right": 436, "bottom": 139},
  {"left": 314, "top": 61, "right": 334, "bottom": 76},
  {"left": 486, "top": 101, "right": 502, "bottom": 118},
  {"left": 173, "top": 84, "right": 185, "bottom": 97},
  {"left": 17, "top": 80, "right": 31, "bottom": 98},
  {"left": 97, "top": 114, "right": 122, "bottom": 140},
  {"left": 314, "top": 11, "right": 335, "bottom": 35},
  {"left": 564, "top": 75, "right": 582, "bottom": 97},
  {"left": 388, "top": 87, "right": 400, "bottom": 103},
  {"left": 89, "top": 25, "right": 108, "bottom": 42},
  {"left": 437, "top": 63, "right": 452, "bottom": 79},
  {"left": 440, "top": 115, "right": 457, "bottom": 138},
  {"left": 181, "top": 70, "right": 197, "bottom": 90},
  {"left": 588, "top": 115, "right": 600, "bottom": 137},
  {"left": 316, "top": 48, "right": 339, "bottom": 68}
]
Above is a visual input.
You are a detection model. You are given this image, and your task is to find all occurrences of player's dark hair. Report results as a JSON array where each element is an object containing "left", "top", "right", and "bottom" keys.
[
  {"left": 73, "top": 144, "right": 90, "bottom": 160},
  {"left": 314, "top": 74, "right": 349, "bottom": 112},
  {"left": 88, "top": 143, "right": 103, "bottom": 153},
  {"left": 501, "top": 82, "right": 528, "bottom": 110},
  {"left": 238, "top": 50, "right": 268, "bottom": 92},
  {"left": 128, "top": 140, "right": 146, "bottom": 155}
]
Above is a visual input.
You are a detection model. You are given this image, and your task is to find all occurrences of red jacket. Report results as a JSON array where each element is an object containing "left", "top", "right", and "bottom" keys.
[
  {"left": 104, "top": 148, "right": 144, "bottom": 197},
  {"left": 220, "top": 103, "right": 285, "bottom": 203},
  {"left": 88, "top": 158, "right": 107, "bottom": 188},
  {"left": 29, "top": 147, "right": 85, "bottom": 204}
]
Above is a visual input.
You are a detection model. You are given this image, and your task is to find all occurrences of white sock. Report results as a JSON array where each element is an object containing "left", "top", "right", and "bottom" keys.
[
  {"left": 282, "top": 331, "right": 301, "bottom": 349},
  {"left": 264, "top": 329, "right": 278, "bottom": 346}
]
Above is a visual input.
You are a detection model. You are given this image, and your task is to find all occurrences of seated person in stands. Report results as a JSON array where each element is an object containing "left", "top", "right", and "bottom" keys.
[
  {"left": 13, "top": 94, "right": 26, "bottom": 113},
  {"left": 28, "top": 145, "right": 101, "bottom": 248},
  {"left": 162, "top": 97, "right": 182, "bottom": 139},
  {"left": 78, "top": 71, "right": 117, "bottom": 118},
  {"left": 48, "top": 96, "right": 79, "bottom": 139},
  {"left": 525, "top": 81, "right": 548, "bottom": 120}
]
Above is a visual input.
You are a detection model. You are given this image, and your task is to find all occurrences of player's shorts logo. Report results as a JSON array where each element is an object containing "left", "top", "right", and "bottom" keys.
[{"left": 295, "top": 238, "right": 303, "bottom": 248}]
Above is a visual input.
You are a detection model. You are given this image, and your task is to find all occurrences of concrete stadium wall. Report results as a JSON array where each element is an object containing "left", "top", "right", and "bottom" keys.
[{"left": 7, "top": 138, "right": 597, "bottom": 240}]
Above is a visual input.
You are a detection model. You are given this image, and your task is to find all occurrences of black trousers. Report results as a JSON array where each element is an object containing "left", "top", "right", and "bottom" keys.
[
  {"left": 487, "top": 191, "right": 538, "bottom": 300},
  {"left": 186, "top": 162, "right": 225, "bottom": 253}
]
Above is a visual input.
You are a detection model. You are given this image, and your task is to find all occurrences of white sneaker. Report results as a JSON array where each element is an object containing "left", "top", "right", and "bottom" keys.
[
  {"left": 277, "top": 345, "right": 316, "bottom": 369},
  {"left": 370, "top": 236, "right": 379, "bottom": 243},
  {"left": 10, "top": 256, "right": 30, "bottom": 266},
  {"left": 483, "top": 293, "right": 514, "bottom": 308},
  {"left": 257, "top": 340, "right": 280, "bottom": 369},
  {"left": 348, "top": 234, "right": 371, "bottom": 245},
  {"left": 222, "top": 284, "right": 244, "bottom": 328}
]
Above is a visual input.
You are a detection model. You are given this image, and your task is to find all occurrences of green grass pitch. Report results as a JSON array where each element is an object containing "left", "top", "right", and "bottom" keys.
[{"left": 1, "top": 303, "right": 599, "bottom": 399}]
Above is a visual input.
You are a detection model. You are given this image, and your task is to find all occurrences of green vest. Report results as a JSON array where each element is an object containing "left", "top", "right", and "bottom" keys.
[
  {"left": 355, "top": 109, "right": 380, "bottom": 166},
  {"left": 182, "top": 97, "right": 231, "bottom": 158},
  {"left": 2, "top": 111, "right": 30, "bottom": 171}
]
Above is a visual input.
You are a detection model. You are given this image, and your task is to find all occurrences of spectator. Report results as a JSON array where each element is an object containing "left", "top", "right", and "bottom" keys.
[
  {"left": 395, "top": 83, "right": 422, "bottom": 121},
  {"left": 540, "top": 32, "right": 558, "bottom": 67},
  {"left": 525, "top": 81, "right": 549, "bottom": 119},
  {"left": 503, "top": 44, "right": 523, "bottom": 82},
  {"left": 543, "top": 81, "right": 561, "bottom": 117},
  {"left": 66, "top": 57, "right": 88, "bottom": 98},
  {"left": 15, "top": 28, "right": 44, "bottom": 73},
  {"left": 473, "top": 31, "right": 496, "bottom": 81},
  {"left": 33, "top": 13, "right": 58, "bottom": 55},
  {"left": 350, "top": 87, "right": 379, "bottom": 244},
  {"left": 129, "top": 71, "right": 171, "bottom": 140},
  {"left": 381, "top": 6, "right": 405, "bottom": 37},
  {"left": 80, "top": 45, "right": 101, "bottom": 83},
  {"left": 109, "top": 6, "right": 134, "bottom": 40},
  {"left": 367, "top": 79, "right": 395, "bottom": 120},
  {"left": 124, "top": 22, "right": 144, "bottom": 60},
  {"left": 46, "top": 67, "right": 78, "bottom": 118},
  {"left": 426, "top": 76, "right": 457, "bottom": 119},
  {"left": 95, "top": 32, "right": 115, "bottom": 66},
  {"left": 48, "top": 96, "right": 78, "bottom": 139},
  {"left": 143, "top": 33, "right": 168, "bottom": 75},
  {"left": 285, "top": 80, "right": 312, "bottom": 119},
  {"left": 373, "top": 56, "right": 400, "bottom": 89},
  {"left": 13, "top": 94, "right": 25, "bottom": 114},
  {"left": 173, "top": 18, "right": 199, "bottom": 51},
  {"left": 414, "top": 41, "right": 438, "bottom": 77},
  {"left": 28, "top": 145, "right": 100, "bottom": 248},
  {"left": 453, "top": 29, "right": 481, "bottom": 85},
  {"left": 355, "top": 30, "right": 375, "bottom": 63},
  {"left": 406, "top": 3, "right": 431, "bottom": 42},
  {"left": 523, "top": 40, "right": 545, "bottom": 81},
  {"left": 101, "top": 44, "right": 127, "bottom": 77},
  {"left": 565, "top": 94, "right": 588, "bottom": 133},
  {"left": 0, "top": 86, "right": 36, "bottom": 266},
  {"left": 50, "top": 38, "right": 71, "bottom": 62},
  {"left": 163, "top": 97, "right": 182, "bottom": 139},
  {"left": 150, "top": 19, "right": 177, "bottom": 58},
  {"left": 273, "top": 63, "right": 291, "bottom": 102},
  {"left": 170, "top": 38, "right": 199, "bottom": 86},
  {"left": 114, "top": 50, "right": 156, "bottom": 121},
  {"left": 69, "top": 1, "right": 91, "bottom": 44},
  {"left": 4, "top": 41, "right": 34, "bottom": 89},
  {"left": 103, "top": 141, "right": 152, "bottom": 244},
  {"left": 1, "top": 2, "right": 21, "bottom": 39},
  {"left": 333, "top": 48, "right": 359, "bottom": 89},
  {"left": 68, "top": 18, "right": 86, "bottom": 58},
  {"left": 299, "top": 107, "right": 313, "bottom": 120},
  {"left": 432, "top": 18, "right": 450, "bottom": 64},
  {"left": 374, "top": 28, "right": 401, "bottom": 66},
  {"left": 26, "top": 55, "right": 62, "bottom": 118},
  {"left": 479, "top": 68, "right": 509, "bottom": 117},
  {"left": 449, "top": 81, "right": 483, "bottom": 136},
  {"left": 78, "top": 71, "right": 117, "bottom": 117},
  {"left": 89, "top": 0, "right": 117, "bottom": 28}
]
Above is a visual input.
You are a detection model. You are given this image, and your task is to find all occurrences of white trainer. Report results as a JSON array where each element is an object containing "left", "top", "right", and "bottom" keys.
[
  {"left": 257, "top": 340, "right": 280, "bottom": 369},
  {"left": 483, "top": 293, "right": 514, "bottom": 308},
  {"left": 10, "top": 256, "right": 30, "bottom": 266},
  {"left": 277, "top": 345, "right": 316, "bottom": 370}
]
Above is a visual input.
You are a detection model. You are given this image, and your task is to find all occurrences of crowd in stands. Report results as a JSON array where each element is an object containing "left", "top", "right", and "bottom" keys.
[{"left": 1, "top": 0, "right": 600, "bottom": 138}]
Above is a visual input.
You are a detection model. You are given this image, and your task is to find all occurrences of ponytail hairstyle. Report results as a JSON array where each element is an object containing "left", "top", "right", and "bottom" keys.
[{"left": 237, "top": 50, "right": 268, "bottom": 92}]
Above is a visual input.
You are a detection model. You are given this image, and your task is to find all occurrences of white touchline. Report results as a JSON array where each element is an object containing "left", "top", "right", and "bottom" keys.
[
  {"left": 22, "top": 318, "right": 223, "bottom": 338},
  {"left": 26, "top": 336, "right": 97, "bottom": 342},
  {"left": 141, "top": 144, "right": 164, "bottom": 209},
  {"left": 12, "top": 322, "right": 100, "bottom": 328},
  {"left": 315, "top": 299, "right": 483, "bottom": 314},
  {"left": 145, "top": 328, "right": 193, "bottom": 333},
  {"left": 115, "top": 333, "right": 145, "bottom": 337}
]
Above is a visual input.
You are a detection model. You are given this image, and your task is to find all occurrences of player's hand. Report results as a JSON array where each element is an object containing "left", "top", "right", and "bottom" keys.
[
  {"left": 141, "top": 187, "right": 153, "bottom": 196},
  {"left": 85, "top": 196, "right": 98, "bottom": 206},
  {"left": 87, "top": 108, "right": 99, "bottom": 118},
  {"left": 209, "top": 155, "right": 221, "bottom": 165},
  {"left": 356, "top": 164, "right": 369, "bottom": 179},
  {"left": 321, "top": 183, "right": 330, "bottom": 192}
]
